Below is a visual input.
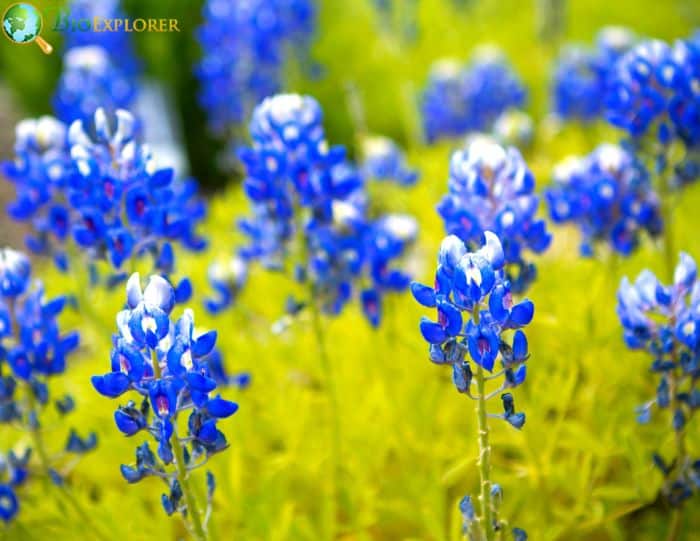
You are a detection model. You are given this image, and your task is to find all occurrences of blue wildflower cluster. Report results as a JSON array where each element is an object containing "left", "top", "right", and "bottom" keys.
[
  {"left": 411, "top": 232, "right": 532, "bottom": 538},
  {"left": 53, "top": 45, "right": 136, "bottom": 124},
  {"left": 605, "top": 38, "right": 700, "bottom": 151},
  {"left": 437, "top": 137, "right": 551, "bottom": 293},
  {"left": 617, "top": 253, "right": 700, "bottom": 507},
  {"left": 196, "top": 0, "right": 316, "bottom": 137},
  {"left": 92, "top": 273, "right": 240, "bottom": 521},
  {"left": 0, "top": 247, "right": 95, "bottom": 522},
  {"left": 545, "top": 143, "right": 662, "bottom": 256},
  {"left": 361, "top": 135, "right": 418, "bottom": 186},
  {"left": 237, "top": 94, "right": 417, "bottom": 327},
  {"left": 2, "top": 108, "right": 206, "bottom": 288},
  {"left": 552, "top": 26, "right": 636, "bottom": 122},
  {"left": 421, "top": 48, "right": 526, "bottom": 143}
]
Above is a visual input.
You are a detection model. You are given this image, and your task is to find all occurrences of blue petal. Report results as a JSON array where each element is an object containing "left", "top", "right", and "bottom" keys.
[
  {"left": 192, "top": 331, "right": 218, "bottom": 357},
  {"left": 206, "top": 395, "right": 239, "bottom": 418},
  {"left": 509, "top": 300, "right": 534, "bottom": 326},
  {"left": 410, "top": 282, "right": 437, "bottom": 308},
  {"left": 419, "top": 317, "right": 447, "bottom": 344},
  {"left": 512, "top": 330, "right": 528, "bottom": 361},
  {"left": 91, "top": 373, "right": 130, "bottom": 398}
]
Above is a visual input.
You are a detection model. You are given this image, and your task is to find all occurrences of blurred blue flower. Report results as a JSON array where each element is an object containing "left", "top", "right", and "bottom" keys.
[
  {"left": 204, "top": 256, "right": 248, "bottom": 314},
  {"left": 361, "top": 136, "right": 418, "bottom": 186},
  {"left": 552, "top": 27, "right": 636, "bottom": 122},
  {"left": 238, "top": 94, "right": 417, "bottom": 327},
  {"left": 438, "top": 137, "right": 551, "bottom": 292},
  {"left": 2, "top": 109, "right": 207, "bottom": 286},
  {"left": 421, "top": 48, "right": 526, "bottom": 143},
  {"left": 0, "top": 248, "right": 92, "bottom": 522},
  {"left": 53, "top": 46, "right": 136, "bottom": 124},
  {"left": 61, "top": 0, "right": 140, "bottom": 75},
  {"left": 605, "top": 38, "right": 700, "bottom": 148},
  {"left": 618, "top": 253, "right": 700, "bottom": 506},
  {"left": 546, "top": 143, "right": 662, "bottom": 256},
  {"left": 196, "top": 0, "right": 316, "bottom": 137}
]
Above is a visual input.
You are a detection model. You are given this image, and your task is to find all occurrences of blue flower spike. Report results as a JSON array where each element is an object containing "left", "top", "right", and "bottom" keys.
[
  {"left": 93, "top": 272, "right": 244, "bottom": 536},
  {"left": 2, "top": 108, "right": 207, "bottom": 290},
  {"left": 0, "top": 247, "right": 90, "bottom": 523},
  {"left": 546, "top": 143, "right": 662, "bottom": 257},
  {"left": 412, "top": 232, "right": 534, "bottom": 539},
  {"left": 438, "top": 136, "right": 551, "bottom": 293},
  {"left": 618, "top": 253, "right": 700, "bottom": 508}
]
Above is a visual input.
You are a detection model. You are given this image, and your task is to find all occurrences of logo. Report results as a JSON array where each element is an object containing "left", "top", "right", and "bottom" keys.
[{"left": 2, "top": 2, "right": 53, "bottom": 54}]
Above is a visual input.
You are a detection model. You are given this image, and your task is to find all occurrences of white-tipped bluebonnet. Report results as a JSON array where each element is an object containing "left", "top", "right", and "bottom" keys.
[
  {"left": 2, "top": 109, "right": 206, "bottom": 289},
  {"left": 552, "top": 27, "right": 636, "bottom": 122},
  {"left": 195, "top": 0, "right": 316, "bottom": 137},
  {"left": 617, "top": 253, "right": 700, "bottom": 507},
  {"left": 92, "top": 273, "right": 243, "bottom": 522},
  {"left": 0, "top": 248, "right": 93, "bottom": 521},
  {"left": 546, "top": 143, "right": 662, "bottom": 256},
  {"left": 437, "top": 137, "right": 551, "bottom": 292},
  {"left": 238, "top": 94, "right": 417, "bottom": 327},
  {"left": 605, "top": 38, "right": 700, "bottom": 149},
  {"left": 53, "top": 45, "right": 136, "bottom": 124},
  {"left": 411, "top": 233, "right": 532, "bottom": 414},
  {"left": 415, "top": 233, "right": 533, "bottom": 539},
  {"left": 421, "top": 48, "right": 526, "bottom": 143},
  {"left": 361, "top": 135, "right": 418, "bottom": 186}
]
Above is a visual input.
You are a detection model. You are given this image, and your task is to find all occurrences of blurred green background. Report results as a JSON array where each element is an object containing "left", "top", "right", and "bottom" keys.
[{"left": 0, "top": 1, "right": 699, "bottom": 540}]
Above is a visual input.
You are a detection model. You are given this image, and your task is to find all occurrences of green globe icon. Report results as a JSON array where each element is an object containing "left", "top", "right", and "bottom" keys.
[
  {"left": 2, "top": 3, "right": 42, "bottom": 43},
  {"left": 2, "top": 3, "right": 52, "bottom": 53}
]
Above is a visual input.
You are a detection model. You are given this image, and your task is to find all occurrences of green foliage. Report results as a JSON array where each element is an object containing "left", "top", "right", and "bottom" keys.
[{"left": 1, "top": 0, "right": 699, "bottom": 539}]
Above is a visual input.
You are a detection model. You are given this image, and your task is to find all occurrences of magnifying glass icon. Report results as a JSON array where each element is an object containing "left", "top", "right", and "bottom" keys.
[{"left": 2, "top": 2, "right": 53, "bottom": 55}]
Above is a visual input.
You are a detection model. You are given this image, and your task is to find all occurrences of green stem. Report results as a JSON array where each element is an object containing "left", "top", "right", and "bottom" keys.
[
  {"left": 310, "top": 297, "right": 340, "bottom": 540},
  {"left": 665, "top": 508, "right": 683, "bottom": 541},
  {"left": 472, "top": 307, "right": 494, "bottom": 540},
  {"left": 171, "top": 425, "right": 207, "bottom": 541},
  {"left": 151, "top": 350, "right": 206, "bottom": 540},
  {"left": 23, "top": 382, "right": 51, "bottom": 471}
]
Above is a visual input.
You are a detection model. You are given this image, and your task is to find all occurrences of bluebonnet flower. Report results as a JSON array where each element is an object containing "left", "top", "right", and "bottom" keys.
[
  {"left": 605, "top": 38, "right": 700, "bottom": 149},
  {"left": 195, "top": 0, "right": 316, "bottom": 137},
  {"left": 2, "top": 109, "right": 206, "bottom": 290},
  {"left": 413, "top": 233, "right": 532, "bottom": 538},
  {"left": 360, "top": 213, "right": 418, "bottom": 327},
  {"left": 618, "top": 253, "right": 700, "bottom": 506},
  {"left": 546, "top": 143, "right": 662, "bottom": 256},
  {"left": 238, "top": 94, "right": 417, "bottom": 327},
  {"left": 421, "top": 48, "right": 526, "bottom": 143},
  {"left": 552, "top": 27, "right": 636, "bottom": 122},
  {"left": 60, "top": 0, "right": 140, "bottom": 76},
  {"left": 204, "top": 255, "right": 248, "bottom": 314},
  {"left": 361, "top": 136, "right": 418, "bottom": 186},
  {"left": 437, "top": 137, "right": 551, "bottom": 292},
  {"left": 92, "top": 273, "right": 242, "bottom": 527},
  {"left": 0, "top": 248, "right": 93, "bottom": 521},
  {"left": 53, "top": 46, "right": 136, "bottom": 124}
]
